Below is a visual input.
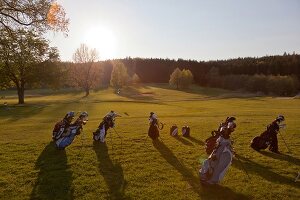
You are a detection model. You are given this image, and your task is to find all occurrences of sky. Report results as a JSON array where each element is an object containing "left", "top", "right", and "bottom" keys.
[{"left": 46, "top": 0, "right": 300, "bottom": 61}]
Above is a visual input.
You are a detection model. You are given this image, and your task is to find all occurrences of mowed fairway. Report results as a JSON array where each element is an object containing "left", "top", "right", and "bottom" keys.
[{"left": 0, "top": 84, "right": 299, "bottom": 200}]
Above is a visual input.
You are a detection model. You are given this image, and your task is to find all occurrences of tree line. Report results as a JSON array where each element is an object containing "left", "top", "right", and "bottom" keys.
[
  {"left": 90, "top": 55, "right": 300, "bottom": 95},
  {"left": 2, "top": 53, "right": 300, "bottom": 104}
]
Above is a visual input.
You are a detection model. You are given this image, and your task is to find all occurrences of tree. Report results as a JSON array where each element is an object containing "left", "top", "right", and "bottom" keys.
[
  {"left": 169, "top": 67, "right": 182, "bottom": 89},
  {"left": 110, "top": 62, "right": 129, "bottom": 88},
  {"left": 0, "top": 0, "right": 69, "bottom": 34},
  {"left": 181, "top": 69, "right": 194, "bottom": 88},
  {"left": 0, "top": 28, "right": 62, "bottom": 104},
  {"left": 131, "top": 73, "right": 141, "bottom": 84},
  {"left": 169, "top": 68, "right": 194, "bottom": 89},
  {"left": 70, "top": 44, "right": 101, "bottom": 96}
]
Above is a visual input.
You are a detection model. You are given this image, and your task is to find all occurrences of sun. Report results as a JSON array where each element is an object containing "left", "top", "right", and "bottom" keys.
[{"left": 83, "top": 26, "right": 117, "bottom": 60}]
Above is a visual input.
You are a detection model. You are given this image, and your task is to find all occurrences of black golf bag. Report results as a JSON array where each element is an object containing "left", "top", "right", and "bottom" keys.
[
  {"left": 182, "top": 126, "right": 190, "bottom": 137},
  {"left": 250, "top": 120, "right": 280, "bottom": 152},
  {"left": 250, "top": 130, "right": 270, "bottom": 151},
  {"left": 93, "top": 115, "right": 115, "bottom": 142},
  {"left": 148, "top": 118, "right": 159, "bottom": 140}
]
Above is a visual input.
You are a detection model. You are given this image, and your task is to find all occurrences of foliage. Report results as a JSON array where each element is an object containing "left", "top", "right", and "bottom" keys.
[
  {"left": 106, "top": 55, "right": 300, "bottom": 92},
  {"left": 0, "top": 0, "right": 69, "bottom": 34},
  {"left": 59, "top": 55, "right": 300, "bottom": 96},
  {"left": 69, "top": 44, "right": 101, "bottom": 96},
  {"left": 209, "top": 74, "right": 300, "bottom": 96},
  {"left": 181, "top": 69, "right": 194, "bottom": 88},
  {"left": 0, "top": 63, "right": 12, "bottom": 89},
  {"left": 131, "top": 73, "right": 141, "bottom": 84},
  {"left": 169, "top": 67, "right": 182, "bottom": 89},
  {"left": 206, "top": 73, "right": 300, "bottom": 96},
  {"left": 110, "top": 62, "right": 129, "bottom": 88},
  {"left": 0, "top": 28, "right": 62, "bottom": 103},
  {"left": 169, "top": 68, "right": 193, "bottom": 89}
]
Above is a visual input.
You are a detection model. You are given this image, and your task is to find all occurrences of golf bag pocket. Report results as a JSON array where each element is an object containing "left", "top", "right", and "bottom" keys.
[
  {"left": 250, "top": 136, "right": 268, "bottom": 150},
  {"left": 205, "top": 135, "right": 219, "bottom": 155},
  {"left": 170, "top": 125, "right": 178, "bottom": 136},
  {"left": 182, "top": 126, "right": 190, "bottom": 137},
  {"left": 52, "top": 121, "right": 66, "bottom": 141},
  {"left": 199, "top": 159, "right": 212, "bottom": 181},
  {"left": 93, "top": 126, "right": 106, "bottom": 142}
]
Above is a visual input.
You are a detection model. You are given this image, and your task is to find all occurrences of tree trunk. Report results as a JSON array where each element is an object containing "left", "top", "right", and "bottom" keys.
[
  {"left": 85, "top": 88, "right": 90, "bottom": 97},
  {"left": 17, "top": 85, "right": 25, "bottom": 104}
]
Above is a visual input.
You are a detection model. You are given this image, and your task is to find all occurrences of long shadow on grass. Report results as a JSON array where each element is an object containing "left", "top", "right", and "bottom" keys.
[
  {"left": 173, "top": 136, "right": 194, "bottom": 146},
  {"left": 93, "top": 141, "right": 130, "bottom": 199},
  {"left": 185, "top": 136, "right": 205, "bottom": 146},
  {"left": 258, "top": 151, "right": 300, "bottom": 166},
  {"left": 153, "top": 140, "right": 250, "bottom": 199},
  {"left": 232, "top": 155, "right": 300, "bottom": 188},
  {"left": 0, "top": 104, "right": 46, "bottom": 122},
  {"left": 30, "top": 142, "right": 73, "bottom": 200}
]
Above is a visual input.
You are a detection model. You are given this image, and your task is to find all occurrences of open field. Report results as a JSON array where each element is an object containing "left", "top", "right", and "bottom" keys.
[{"left": 0, "top": 84, "right": 300, "bottom": 200}]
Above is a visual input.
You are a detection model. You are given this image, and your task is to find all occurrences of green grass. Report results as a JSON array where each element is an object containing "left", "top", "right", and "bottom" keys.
[{"left": 0, "top": 84, "right": 299, "bottom": 200}]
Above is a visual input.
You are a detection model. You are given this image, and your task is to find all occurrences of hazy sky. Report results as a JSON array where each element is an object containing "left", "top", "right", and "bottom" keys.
[{"left": 47, "top": 0, "right": 300, "bottom": 61}]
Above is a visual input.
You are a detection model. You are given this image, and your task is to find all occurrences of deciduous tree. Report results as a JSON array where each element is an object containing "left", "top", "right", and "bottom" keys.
[
  {"left": 0, "top": 28, "right": 62, "bottom": 104},
  {"left": 110, "top": 62, "right": 129, "bottom": 88},
  {"left": 131, "top": 73, "right": 140, "bottom": 84},
  {"left": 169, "top": 67, "right": 182, "bottom": 89},
  {"left": 181, "top": 69, "right": 193, "bottom": 88},
  {"left": 69, "top": 44, "right": 101, "bottom": 96}
]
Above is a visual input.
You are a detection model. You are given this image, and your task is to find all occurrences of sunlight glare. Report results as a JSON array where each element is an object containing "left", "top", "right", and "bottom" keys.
[{"left": 83, "top": 26, "right": 117, "bottom": 60}]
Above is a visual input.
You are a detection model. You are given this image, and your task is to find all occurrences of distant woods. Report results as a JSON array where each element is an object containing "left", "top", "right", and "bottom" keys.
[
  {"left": 62, "top": 54, "right": 299, "bottom": 96},
  {"left": 2, "top": 53, "right": 300, "bottom": 98}
]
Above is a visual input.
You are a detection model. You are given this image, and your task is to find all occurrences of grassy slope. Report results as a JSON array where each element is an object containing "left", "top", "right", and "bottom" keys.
[{"left": 0, "top": 85, "right": 299, "bottom": 200}]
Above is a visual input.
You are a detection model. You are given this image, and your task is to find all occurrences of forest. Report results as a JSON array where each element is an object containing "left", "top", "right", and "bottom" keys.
[{"left": 95, "top": 53, "right": 300, "bottom": 95}]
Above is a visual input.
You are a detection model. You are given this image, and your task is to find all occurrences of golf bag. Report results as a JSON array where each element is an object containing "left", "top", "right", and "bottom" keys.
[
  {"left": 250, "top": 121, "right": 280, "bottom": 152},
  {"left": 200, "top": 136, "right": 233, "bottom": 185},
  {"left": 170, "top": 125, "right": 178, "bottom": 136},
  {"left": 205, "top": 131, "right": 221, "bottom": 155},
  {"left": 55, "top": 112, "right": 88, "bottom": 149},
  {"left": 148, "top": 118, "right": 159, "bottom": 140},
  {"left": 52, "top": 120, "right": 68, "bottom": 141},
  {"left": 93, "top": 111, "right": 119, "bottom": 142},
  {"left": 148, "top": 112, "right": 160, "bottom": 140},
  {"left": 182, "top": 126, "right": 190, "bottom": 137},
  {"left": 205, "top": 117, "right": 236, "bottom": 155},
  {"left": 52, "top": 111, "right": 75, "bottom": 141}
]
